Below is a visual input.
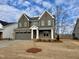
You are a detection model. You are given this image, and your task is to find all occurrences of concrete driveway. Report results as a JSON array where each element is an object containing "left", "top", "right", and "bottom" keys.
[{"left": 0, "top": 39, "right": 79, "bottom": 59}]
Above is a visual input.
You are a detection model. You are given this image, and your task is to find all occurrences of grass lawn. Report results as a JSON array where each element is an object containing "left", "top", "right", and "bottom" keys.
[{"left": 0, "top": 39, "right": 79, "bottom": 59}]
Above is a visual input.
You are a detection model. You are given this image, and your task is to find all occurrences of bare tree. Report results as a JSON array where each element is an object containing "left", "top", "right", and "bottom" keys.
[{"left": 55, "top": 5, "right": 70, "bottom": 40}]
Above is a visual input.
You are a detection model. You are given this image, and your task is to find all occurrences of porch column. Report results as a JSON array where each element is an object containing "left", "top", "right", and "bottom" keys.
[
  {"left": 36, "top": 29, "right": 39, "bottom": 39},
  {"left": 51, "top": 29, "right": 53, "bottom": 39},
  {"left": 31, "top": 29, "right": 33, "bottom": 39}
]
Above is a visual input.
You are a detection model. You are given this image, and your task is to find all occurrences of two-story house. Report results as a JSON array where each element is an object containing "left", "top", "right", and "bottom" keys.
[{"left": 14, "top": 11, "right": 55, "bottom": 40}]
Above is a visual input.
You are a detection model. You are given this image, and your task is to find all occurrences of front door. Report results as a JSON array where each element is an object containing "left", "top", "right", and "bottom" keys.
[
  {"left": 33, "top": 30, "right": 36, "bottom": 39},
  {"left": 39, "top": 30, "right": 51, "bottom": 39}
]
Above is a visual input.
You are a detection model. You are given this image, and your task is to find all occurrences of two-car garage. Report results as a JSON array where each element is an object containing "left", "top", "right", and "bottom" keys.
[
  {"left": 15, "top": 32, "right": 31, "bottom": 40},
  {"left": 15, "top": 29, "right": 31, "bottom": 40}
]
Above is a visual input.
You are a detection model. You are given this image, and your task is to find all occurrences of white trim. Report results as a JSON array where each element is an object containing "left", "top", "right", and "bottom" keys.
[
  {"left": 31, "top": 29, "right": 33, "bottom": 39},
  {"left": 24, "top": 14, "right": 29, "bottom": 21},
  {"left": 30, "top": 25, "right": 39, "bottom": 39},
  {"left": 51, "top": 29, "right": 54, "bottom": 39},
  {"left": 30, "top": 25, "right": 38, "bottom": 30},
  {"left": 0, "top": 23, "right": 3, "bottom": 29},
  {"left": 48, "top": 20, "right": 51, "bottom": 26},
  {"left": 17, "top": 13, "right": 29, "bottom": 22},
  {"left": 36, "top": 29, "right": 39, "bottom": 39},
  {"left": 38, "top": 10, "right": 54, "bottom": 20},
  {"left": 30, "top": 28, "right": 39, "bottom": 39}
]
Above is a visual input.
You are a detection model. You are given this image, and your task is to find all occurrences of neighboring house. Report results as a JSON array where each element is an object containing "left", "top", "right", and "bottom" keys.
[
  {"left": 73, "top": 18, "right": 79, "bottom": 39},
  {"left": 0, "top": 20, "right": 9, "bottom": 39},
  {"left": 0, "top": 23, "right": 3, "bottom": 39},
  {"left": 0, "top": 20, "right": 18, "bottom": 39},
  {"left": 15, "top": 11, "right": 55, "bottom": 40},
  {"left": 3, "top": 23, "right": 18, "bottom": 39}
]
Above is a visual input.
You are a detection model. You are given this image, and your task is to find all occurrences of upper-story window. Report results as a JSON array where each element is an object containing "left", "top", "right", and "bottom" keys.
[
  {"left": 48, "top": 20, "right": 51, "bottom": 26},
  {"left": 41, "top": 20, "right": 44, "bottom": 26},
  {"left": 52, "top": 20, "right": 54, "bottom": 26},
  {"left": 24, "top": 22, "right": 27, "bottom": 27},
  {"left": 19, "top": 22, "right": 22, "bottom": 27},
  {"left": 32, "top": 22, "right": 37, "bottom": 26}
]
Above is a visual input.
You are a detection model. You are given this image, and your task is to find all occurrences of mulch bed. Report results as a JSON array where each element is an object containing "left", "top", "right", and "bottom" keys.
[
  {"left": 26, "top": 48, "right": 42, "bottom": 53},
  {"left": 34, "top": 39, "right": 63, "bottom": 43},
  {"left": 52, "top": 40, "right": 63, "bottom": 43}
]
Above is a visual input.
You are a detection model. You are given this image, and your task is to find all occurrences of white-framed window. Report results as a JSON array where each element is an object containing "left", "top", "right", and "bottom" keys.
[
  {"left": 41, "top": 20, "right": 44, "bottom": 26},
  {"left": 48, "top": 20, "right": 51, "bottom": 26},
  {"left": 24, "top": 22, "right": 27, "bottom": 27},
  {"left": 19, "top": 22, "right": 22, "bottom": 27},
  {"left": 32, "top": 22, "right": 37, "bottom": 26},
  {"left": 52, "top": 20, "right": 54, "bottom": 26}
]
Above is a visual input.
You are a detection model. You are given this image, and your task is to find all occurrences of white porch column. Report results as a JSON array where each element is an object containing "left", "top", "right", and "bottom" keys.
[
  {"left": 51, "top": 29, "right": 53, "bottom": 39},
  {"left": 36, "top": 29, "right": 39, "bottom": 39},
  {"left": 31, "top": 29, "right": 33, "bottom": 39}
]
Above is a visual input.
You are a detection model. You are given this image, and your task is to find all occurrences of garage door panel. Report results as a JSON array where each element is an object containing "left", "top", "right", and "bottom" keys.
[{"left": 15, "top": 32, "right": 31, "bottom": 40}]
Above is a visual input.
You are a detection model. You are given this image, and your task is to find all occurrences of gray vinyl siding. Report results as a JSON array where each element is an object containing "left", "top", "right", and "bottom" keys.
[
  {"left": 18, "top": 14, "right": 29, "bottom": 28},
  {"left": 30, "top": 21, "right": 39, "bottom": 26},
  {"left": 39, "top": 12, "right": 54, "bottom": 27}
]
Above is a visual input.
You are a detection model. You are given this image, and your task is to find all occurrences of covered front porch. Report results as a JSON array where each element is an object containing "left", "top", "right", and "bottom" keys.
[{"left": 30, "top": 25, "right": 54, "bottom": 40}]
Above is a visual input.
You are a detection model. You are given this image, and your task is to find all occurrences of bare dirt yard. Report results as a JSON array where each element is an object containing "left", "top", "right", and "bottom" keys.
[{"left": 0, "top": 39, "right": 79, "bottom": 59}]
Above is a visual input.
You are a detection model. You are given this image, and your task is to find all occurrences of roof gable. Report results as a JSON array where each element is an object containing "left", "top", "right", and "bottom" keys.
[
  {"left": 18, "top": 13, "right": 29, "bottom": 22},
  {"left": 18, "top": 11, "right": 55, "bottom": 22},
  {"left": 39, "top": 11, "right": 54, "bottom": 20},
  {"left": 0, "top": 20, "right": 13, "bottom": 26}
]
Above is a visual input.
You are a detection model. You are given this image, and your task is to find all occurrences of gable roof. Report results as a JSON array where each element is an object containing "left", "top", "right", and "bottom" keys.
[
  {"left": 18, "top": 11, "right": 55, "bottom": 21},
  {"left": 29, "top": 16, "right": 39, "bottom": 21},
  {"left": 23, "top": 14, "right": 39, "bottom": 21},
  {"left": 38, "top": 10, "right": 55, "bottom": 20},
  {"left": 0, "top": 20, "right": 13, "bottom": 26},
  {"left": 18, "top": 13, "right": 39, "bottom": 21},
  {"left": 21, "top": 13, "right": 29, "bottom": 21}
]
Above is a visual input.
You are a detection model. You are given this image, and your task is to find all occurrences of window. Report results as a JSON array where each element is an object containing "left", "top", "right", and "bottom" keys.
[
  {"left": 41, "top": 21, "right": 44, "bottom": 26},
  {"left": 44, "top": 33, "right": 49, "bottom": 36},
  {"left": 32, "top": 22, "right": 37, "bottom": 26},
  {"left": 47, "top": 34, "right": 48, "bottom": 36},
  {"left": 52, "top": 20, "right": 54, "bottom": 26},
  {"left": 44, "top": 33, "right": 45, "bottom": 36},
  {"left": 24, "top": 22, "right": 27, "bottom": 27},
  {"left": 48, "top": 20, "right": 51, "bottom": 26},
  {"left": 19, "top": 23, "right": 22, "bottom": 27}
]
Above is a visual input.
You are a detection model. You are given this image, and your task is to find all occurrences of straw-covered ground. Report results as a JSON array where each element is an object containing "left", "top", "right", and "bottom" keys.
[{"left": 0, "top": 39, "right": 79, "bottom": 59}]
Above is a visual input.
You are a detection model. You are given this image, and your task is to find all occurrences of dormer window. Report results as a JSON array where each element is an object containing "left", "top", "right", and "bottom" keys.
[{"left": 48, "top": 20, "right": 51, "bottom": 26}]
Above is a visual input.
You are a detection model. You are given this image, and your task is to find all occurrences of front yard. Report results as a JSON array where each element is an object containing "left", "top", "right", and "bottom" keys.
[{"left": 0, "top": 39, "right": 79, "bottom": 59}]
